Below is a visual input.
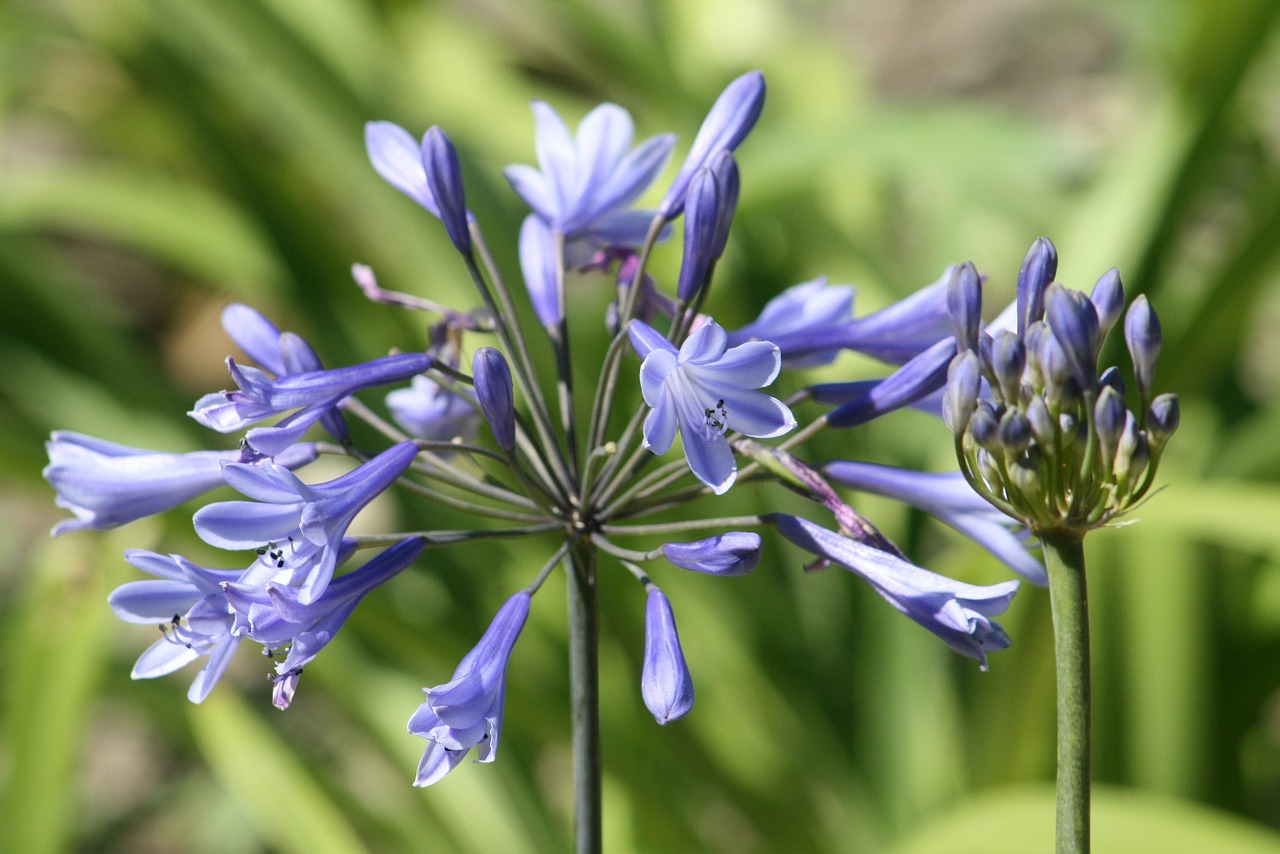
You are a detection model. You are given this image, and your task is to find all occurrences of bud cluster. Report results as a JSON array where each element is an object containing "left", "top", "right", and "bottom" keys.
[{"left": 942, "top": 238, "right": 1179, "bottom": 534}]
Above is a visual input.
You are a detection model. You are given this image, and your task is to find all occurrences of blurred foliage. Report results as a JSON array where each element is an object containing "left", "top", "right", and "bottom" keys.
[{"left": 4, "top": 0, "right": 1280, "bottom": 851}]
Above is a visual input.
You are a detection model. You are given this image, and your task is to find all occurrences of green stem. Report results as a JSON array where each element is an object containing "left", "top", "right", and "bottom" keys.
[
  {"left": 566, "top": 540, "right": 601, "bottom": 854},
  {"left": 1041, "top": 530, "right": 1091, "bottom": 854}
]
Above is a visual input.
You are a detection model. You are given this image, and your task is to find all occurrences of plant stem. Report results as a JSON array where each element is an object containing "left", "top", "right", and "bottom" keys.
[
  {"left": 1041, "top": 530, "right": 1091, "bottom": 854},
  {"left": 566, "top": 539, "right": 601, "bottom": 854}
]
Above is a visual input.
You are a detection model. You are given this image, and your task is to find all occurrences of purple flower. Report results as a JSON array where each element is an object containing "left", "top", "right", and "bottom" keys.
[
  {"left": 1017, "top": 237, "right": 1056, "bottom": 336},
  {"left": 422, "top": 126, "right": 471, "bottom": 254},
  {"left": 661, "top": 532, "right": 761, "bottom": 576},
  {"left": 659, "top": 71, "right": 765, "bottom": 219},
  {"left": 728, "top": 271, "right": 953, "bottom": 370},
  {"left": 224, "top": 537, "right": 425, "bottom": 708},
  {"left": 631, "top": 319, "right": 796, "bottom": 494},
  {"left": 504, "top": 101, "right": 674, "bottom": 255},
  {"left": 190, "top": 352, "right": 431, "bottom": 456},
  {"left": 108, "top": 550, "right": 245, "bottom": 703},
  {"left": 822, "top": 461, "right": 1046, "bottom": 585},
  {"left": 519, "top": 213, "right": 562, "bottom": 328},
  {"left": 365, "top": 121, "right": 441, "bottom": 217},
  {"left": 219, "top": 304, "right": 351, "bottom": 448},
  {"left": 772, "top": 514, "right": 1019, "bottom": 669},
  {"left": 386, "top": 375, "right": 478, "bottom": 442},
  {"left": 675, "top": 152, "right": 739, "bottom": 301},
  {"left": 43, "top": 432, "right": 317, "bottom": 535},
  {"left": 641, "top": 588, "right": 694, "bottom": 724},
  {"left": 1124, "top": 294, "right": 1162, "bottom": 397},
  {"left": 409, "top": 591, "right": 531, "bottom": 786},
  {"left": 473, "top": 347, "right": 515, "bottom": 451},
  {"left": 194, "top": 441, "right": 419, "bottom": 604}
]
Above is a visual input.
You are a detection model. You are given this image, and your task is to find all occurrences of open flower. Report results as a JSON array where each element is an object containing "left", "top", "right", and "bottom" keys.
[
  {"left": 194, "top": 442, "right": 418, "bottom": 604},
  {"left": 409, "top": 591, "right": 531, "bottom": 786},
  {"left": 823, "top": 461, "right": 1046, "bottom": 585},
  {"left": 772, "top": 514, "right": 1019, "bottom": 669},
  {"left": 43, "top": 432, "right": 317, "bottom": 535},
  {"left": 631, "top": 319, "right": 795, "bottom": 494},
  {"left": 108, "top": 550, "right": 246, "bottom": 703},
  {"left": 505, "top": 101, "right": 674, "bottom": 258}
]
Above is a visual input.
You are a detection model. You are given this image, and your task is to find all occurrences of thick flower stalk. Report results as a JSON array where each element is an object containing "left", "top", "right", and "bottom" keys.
[{"left": 43, "top": 72, "right": 1069, "bottom": 854}]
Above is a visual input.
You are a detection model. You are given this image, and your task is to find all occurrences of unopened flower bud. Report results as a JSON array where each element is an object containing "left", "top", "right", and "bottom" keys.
[
  {"left": 942, "top": 351, "right": 981, "bottom": 434},
  {"left": 1017, "top": 237, "right": 1057, "bottom": 335},
  {"left": 1026, "top": 394, "right": 1056, "bottom": 447},
  {"left": 662, "top": 532, "right": 761, "bottom": 576},
  {"left": 1011, "top": 455, "right": 1040, "bottom": 497},
  {"left": 473, "top": 347, "right": 515, "bottom": 450},
  {"left": 1093, "top": 385, "right": 1127, "bottom": 470},
  {"left": 1045, "top": 285, "right": 1100, "bottom": 393},
  {"left": 642, "top": 588, "right": 695, "bottom": 725},
  {"left": 968, "top": 403, "right": 1000, "bottom": 452},
  {"left": 990, "top": 331, "right": 1026, "bottom": 406},
  {"left": 947, "top": 262, "right": 982, "bottom": 353},
  {"left": 998, "top": 410, "right": 1032, "bottom": 455},
  {"left": 1098, "top": 366, "right": 1125, "bottom": 398},
  {"left": 1147, "top": 393, "right": 1180, "bottom": 447},
  {"left": 422, "top": 126, "right": 471, "bottom": 254},
  {"left": 1090, "top": 268, "right": 1124, "bottom": 340},
  {"left": 1124, "top": 295, "right": 1162, "bottom": 397}
]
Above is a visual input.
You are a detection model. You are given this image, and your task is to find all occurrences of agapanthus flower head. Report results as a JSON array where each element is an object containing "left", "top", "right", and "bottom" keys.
[
  {"left": 409, "top": 591, "right": 531, "bottom": 786},
  {"left": 631, "top": 319, "right": 795, "bottom": 494},
  {"left": 641, "top": 587, "right": 695, "bottom": 724},
  {"left": 505, "top": 100, "right": 675, "bottom": 258},
  {"left": 942, "top": 238, "right": 1179, "bottom": 534}
]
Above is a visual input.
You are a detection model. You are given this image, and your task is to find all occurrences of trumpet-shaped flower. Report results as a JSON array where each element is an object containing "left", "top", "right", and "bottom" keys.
[
  {"left": 772, "top": 514, "right": 1019, "bottom": 668},
  {"left": 505, "top": 101, "right": 674, "bottom": 254},
  {"left": 224, "top": 537, "right": 425, "bottom": 708},
  {"left": 108, "top": 550, "right": 246, "bottom": 703},
  {"left": 191, "top": 352, "right": 430, "bottom": 456},
  {"left": 822, "top": 461, "right": 1046, "bottom": 585},
  {"left": 43, "top": 432, "right": 317, "bottom": 535},
  {"left": 631, "top": 319, "right": 795, "bottom": 494},
  {"left": 409, "top": 591, "right": 531, "bottom": 786},
  {"left": 385, "top": 375, "right": 479, "bottom": 443},
  {"left": 194, "top": 441, "right": 418, "bottom": 603}
]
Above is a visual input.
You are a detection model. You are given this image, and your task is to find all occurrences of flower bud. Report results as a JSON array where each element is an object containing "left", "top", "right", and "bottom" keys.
[
  {"left": 942, "top": 351, "right": 981, "bottom": 434},
  {"left": 1098, "top": 365, "right": 1125, "bottom": 398},
  {"left": 662, "top": 532, "right": 761, "bottom": 576},
  {"left": 1093, "top": 385, "right": 1127, "bottom": 470},
  {"left": 659, "top": 71, "right": 765, "bottom": 219},
  {"left": 990, "top": 331, "right": 1026, "bottom": 406},
  {"left": 947, "top": 262, "right": 982, "bottom": 353},
  {"left": 1026, "top": 394, "right": 1056, "bottom": 447},
  {"left": 1017, "top": 237, "right": 1057, "bottom": 335},
  {"left": 1124, "top": 294, "right": 1162, "bottom": 397},
  {"left": 642, "top": 588, "right": 695, "bottom": 725},
  {"left": 998, "top": 409, "right": 1032, "bottom": 455},
  {"left": 1045, "top": 285, "right": 1100, "bottom": 393},
  {"left": 473, "top": 347, "right": 515, "bottom": 450},
  {"left": 968, "top": 403, "right": 1000, "bottom": 452},
  {"left": 1090, "top": 268, "right": 1124, "bottom": 341},
  {"left": 1147, "top": 393, "right": 1180, "bottom": 447},
  {"left": 422, "top": 126, "right": 471, "bottom": 254},
  {"left": 676, "top": 153, "right": 739, "bottom": 301}
]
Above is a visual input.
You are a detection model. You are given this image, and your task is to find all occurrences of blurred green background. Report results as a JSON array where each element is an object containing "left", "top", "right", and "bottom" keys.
[{"left": 5, "top": 0, "right": 1280, "bottom": 851}]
